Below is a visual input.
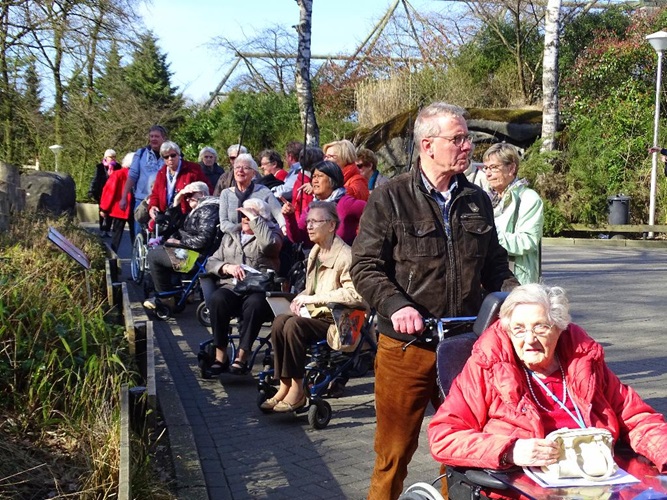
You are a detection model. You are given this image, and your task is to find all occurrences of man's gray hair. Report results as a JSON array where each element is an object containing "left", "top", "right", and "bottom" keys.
[
  {"left": 160, "top": 141, "right": 181, "bottom": 157},
  {"left": 414, "top": 102, "right": 467, "bottom": 151},
  {"left": 499, "top": 283, "right": 571, "bottom": 332},
  {"left": 227, "top": 144, "right": 248, "bottom": 157},
  {"left": 242, "top": 198, "right": 271, "bottom": 220}
]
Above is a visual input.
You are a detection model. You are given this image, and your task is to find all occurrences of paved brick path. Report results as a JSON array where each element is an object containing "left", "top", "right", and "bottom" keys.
[{"left": 115, "top": 231, "right": 667, "bottom": 500}]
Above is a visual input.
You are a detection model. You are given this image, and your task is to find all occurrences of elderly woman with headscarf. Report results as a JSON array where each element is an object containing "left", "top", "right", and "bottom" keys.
[
  {"left": 205, "top": 198, "right": 283, "bottom": 375},
  {"left": 143, "top": 181, "right": 220, "bottom": 310},
  {"left": 428, "top": 283, "right": 667, "bottom": 475},
  {"left": 218, "top": 153, "right": 285, "bottom": 236},
  {"left": 483, "top": 143, "right": 543, "bottom": 285},
  {"left": 282, "top": 160, "right": 365, "bottom": 246}
]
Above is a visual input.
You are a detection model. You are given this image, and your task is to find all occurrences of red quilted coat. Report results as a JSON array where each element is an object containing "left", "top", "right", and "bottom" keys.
[
  {"left": 428, "top": 321, "right": 667, "bottom": 472},
  {"left": 148, "top": 160, "right": 211, "bottom": 215}
]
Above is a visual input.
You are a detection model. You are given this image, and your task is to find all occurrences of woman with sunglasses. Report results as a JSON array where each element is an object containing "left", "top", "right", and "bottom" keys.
[{"left": 147, "top": 141, "right": 212, "bottom": 226}]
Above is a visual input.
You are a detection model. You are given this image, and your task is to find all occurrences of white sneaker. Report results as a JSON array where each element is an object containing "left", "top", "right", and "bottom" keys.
[{"left": 143, "top": 298, "right": 156, "bottom": 310}]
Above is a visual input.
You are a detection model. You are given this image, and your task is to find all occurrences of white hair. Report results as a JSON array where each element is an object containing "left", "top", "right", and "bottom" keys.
[
  {"left": 242, "top": 198, "right": 271, "bottom": 220},
  {"left": 227, "top": 144, "right": 248, "bottom": 157}
]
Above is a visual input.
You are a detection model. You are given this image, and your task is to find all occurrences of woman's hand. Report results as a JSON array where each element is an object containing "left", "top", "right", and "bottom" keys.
[
  {"left": 237, "top": 206, "right": 258, "bottom": 220},
  {"left": 166, "top": 238, "right": 180, "bottom": 245},
  {"left": 222, "top": 264, "right": 246, "bottom": 281},
  {"left": 149, "top": 206, "right": 160, "bottom": 220},
  {"left": 508, "top": 438, "right": 560, "bottom": 467},
  {"left": 298, "top": 182, "right": 313, "bottom": 195},
  {"left": 281, "top": 200, "right": 294, "bottom": 215},
  {"left": 290, "top": 294, "right": 312, "bottom": 315}
]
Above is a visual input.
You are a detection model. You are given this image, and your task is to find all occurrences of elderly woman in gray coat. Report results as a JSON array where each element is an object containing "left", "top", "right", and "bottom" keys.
[{"left": 205, "top": 198, "right": 283, "bottom": 375}]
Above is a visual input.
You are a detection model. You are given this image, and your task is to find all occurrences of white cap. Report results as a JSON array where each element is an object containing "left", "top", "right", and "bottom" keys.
[{"left": 104, "top": 149, "right": 117, "bottom": 158}]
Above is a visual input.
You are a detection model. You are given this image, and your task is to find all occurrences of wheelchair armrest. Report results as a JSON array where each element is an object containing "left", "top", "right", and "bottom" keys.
[
  {"left": 164, "top": 241, "right": 199, "bottom": 251},
  {"left": 326, "top": 302, "right": 367, "bottom": 313},
  {"left": 266, "top": 291, "right": 296, "bottom": 301},
  {"left": 473, "top": 292, "right": 509, "bottom": 336},
  {"left": 464, "top": 469, "right": 509, "bottom": 490}
]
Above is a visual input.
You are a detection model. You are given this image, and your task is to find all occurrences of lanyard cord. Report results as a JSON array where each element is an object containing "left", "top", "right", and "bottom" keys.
[{"left": 525, "top": 366, "right": 586, "bottom": 428}]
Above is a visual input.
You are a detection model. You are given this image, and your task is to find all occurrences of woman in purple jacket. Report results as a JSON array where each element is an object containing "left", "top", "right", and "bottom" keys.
[{"left": 281, "top": 160, "right": 365, "bottom": 246}]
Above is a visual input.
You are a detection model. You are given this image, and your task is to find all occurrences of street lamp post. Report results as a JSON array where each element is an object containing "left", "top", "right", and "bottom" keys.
[
  {"left": 48, "top": 144, "right": 63, "bottom": 172},
  {"left": 646, "top": 31, "right": 667, "bottom": 237}
]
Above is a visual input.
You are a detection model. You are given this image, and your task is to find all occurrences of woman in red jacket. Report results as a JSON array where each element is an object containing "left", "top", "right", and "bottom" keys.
[
  {"left": 428, "top": 283, "right": 667, "bottom": 474},
  {"left": 100, "top": 152, "right": 135, "bottom": 253},
  {"left": 147, "top": 141, "right": 212, "bottom": 224}
]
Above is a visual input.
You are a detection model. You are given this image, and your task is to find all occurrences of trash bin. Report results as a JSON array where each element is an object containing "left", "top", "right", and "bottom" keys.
[{"left": 607, "top": 195, "right": 630, "bottom": 225}]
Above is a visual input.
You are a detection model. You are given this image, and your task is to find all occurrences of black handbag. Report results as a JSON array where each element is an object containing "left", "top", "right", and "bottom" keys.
[{"left": 233, "top": 271, "right": 274, "bottom": 294}]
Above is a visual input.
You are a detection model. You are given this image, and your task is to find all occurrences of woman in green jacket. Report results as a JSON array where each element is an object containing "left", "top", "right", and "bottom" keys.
[{"left": 483, "top": 143, "right": 543, "bottom": 284}]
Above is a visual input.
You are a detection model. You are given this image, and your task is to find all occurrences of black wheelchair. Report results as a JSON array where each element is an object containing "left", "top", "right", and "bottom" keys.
[
  {"left": 399, "top": 292, "right": 510, "bottom": 500},
  {"left": 147, "top": 228, "right": 223, "bottom": 321},
  {"left": 255, "top": 302, "right": 378, "bottom": 430}
]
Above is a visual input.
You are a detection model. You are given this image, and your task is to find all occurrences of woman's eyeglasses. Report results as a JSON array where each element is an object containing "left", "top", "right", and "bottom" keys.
[
  {"left": 233, "top": 165, "right": 254, "bottom": 171},
  {"left": 509, "top": 323, "right": 553, "bottom": 339},
  {"left": 306, "top": 219, "right": 332, "bottom": 228},
  {"left": 482, "top": 164, "right": 505, "bottom": 173},
  {"left": 162, "top": 153, "right": 178, "bottom": 159}
]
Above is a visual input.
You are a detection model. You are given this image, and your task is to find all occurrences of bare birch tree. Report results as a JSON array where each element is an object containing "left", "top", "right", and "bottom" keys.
[
  {"left": 541, "top": 0, "right": 561, "bottom": 152},
  {"left": 294, "top": 0, "right": 319, "bottom": 146}
]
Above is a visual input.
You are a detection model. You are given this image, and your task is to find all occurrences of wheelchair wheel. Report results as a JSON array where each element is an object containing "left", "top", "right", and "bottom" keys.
[
  {"left": 307, "top": 399, "right": 331, "bottom": 429},
  {"left": 197, "top": 302, "right": 211, "bottom": 328},
  {"left": 257, "top": 385, "right": 278, "bottom": 413},
  {"left": 398, "top": 483, "right": 445, "bottom": 500},
  {"left": 130, "top": 233, "right": 146, "bottom": 284},
  {"left": 155, "top": 302, "right": 171, "bottom": 321}
]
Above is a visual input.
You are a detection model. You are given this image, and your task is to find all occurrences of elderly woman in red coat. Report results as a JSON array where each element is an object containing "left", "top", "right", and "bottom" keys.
[
  {"left": 428, "top": 283, "right": 667, "bottom": 474},
  {"left": 100, "top": 152, "right": 135, "bottom": 252}
]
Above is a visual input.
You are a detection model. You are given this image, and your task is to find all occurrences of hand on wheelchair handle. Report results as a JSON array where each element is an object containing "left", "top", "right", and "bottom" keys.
[
  {"left": 391, "top": 306, "right": 424, "bottom": 335},
  {"left": 148, "top": 237, "right": 162, "bottom": 248}
]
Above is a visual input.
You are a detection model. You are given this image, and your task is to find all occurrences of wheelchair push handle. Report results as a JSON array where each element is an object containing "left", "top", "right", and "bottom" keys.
[{"left": 403, "top": 316, "right": 477, "bottom": 351}]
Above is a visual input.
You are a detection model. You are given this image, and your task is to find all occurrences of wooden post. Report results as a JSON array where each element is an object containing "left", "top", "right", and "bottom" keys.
[
  {"left": 119, "top": 384, "right": 131, "bottom": 500},
  {"left": 121, "top": 283, "right": 136, "bottom": 356}
]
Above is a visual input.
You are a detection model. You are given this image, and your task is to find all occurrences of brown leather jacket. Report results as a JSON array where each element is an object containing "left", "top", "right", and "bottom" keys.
[{"left": 350, "top": 166, "right": 518, "bottom": 344}]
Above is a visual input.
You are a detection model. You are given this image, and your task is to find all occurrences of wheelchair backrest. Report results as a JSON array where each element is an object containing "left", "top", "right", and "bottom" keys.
[{"left": 437, "top": 291, "right": 508, "bottom": 397}]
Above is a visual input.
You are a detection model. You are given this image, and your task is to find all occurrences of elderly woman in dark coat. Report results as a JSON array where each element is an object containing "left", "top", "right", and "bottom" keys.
[
  {"left": 205, "top": 198, "right": 283, "bottom": 375},
  {"left": 143, "top": 181, "right": 220, "bottom": 310}
]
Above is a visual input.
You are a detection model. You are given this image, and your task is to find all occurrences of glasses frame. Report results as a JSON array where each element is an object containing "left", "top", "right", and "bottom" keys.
[
  {"left": 306, "top": 218, "right": 333, "bottom": 228},
  {"left": 162, "top": 152, "right": 179, "bottom": 160},
  {"left": 233, "top": 165, "right": 254, "bottom": 171},
  {"left": 428, "top": 134, "right": 473, "bottom": 147},
  {"left": 509, "top": 323, "right": 554, "bottom": 339},
  {"left": 482, "top": 163, "right": 508, "bottom": 173}
]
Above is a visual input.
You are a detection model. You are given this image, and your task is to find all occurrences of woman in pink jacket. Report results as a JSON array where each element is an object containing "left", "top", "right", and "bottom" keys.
[{"left": 428, "top": 283, "right": 667, "bottom": 474}]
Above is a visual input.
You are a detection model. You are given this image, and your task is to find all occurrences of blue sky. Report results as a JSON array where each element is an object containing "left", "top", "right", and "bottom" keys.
[{"left": 139, "top": 0, "right": 444, "bottom": 103}]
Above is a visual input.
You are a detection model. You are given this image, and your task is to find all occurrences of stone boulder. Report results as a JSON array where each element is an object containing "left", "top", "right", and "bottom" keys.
[{"left": 20, "top": 170, "right": 76, "bottom": 216}]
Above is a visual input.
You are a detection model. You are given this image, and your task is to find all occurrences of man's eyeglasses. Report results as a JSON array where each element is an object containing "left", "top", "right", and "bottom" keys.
[
  {"left": 260, "top": 161, "right": 275, "bottom": 167},
  {"left": 510, "top": 323, "right": 553, "bottom": 339},
  {"left": 162, "top": 153, "right": 178, "bottom": 159},
  {"left": 306, "top": 219, "right": 332, "bottom": 228},
  {"left": 228, "top": 156, "right": 238, "bottom": 162},
  {"left": 429, "top": 134, "right": 473, "bottom": 147},
  {"left": 482, "top": 164, "right": 505, "bottom": 173}
]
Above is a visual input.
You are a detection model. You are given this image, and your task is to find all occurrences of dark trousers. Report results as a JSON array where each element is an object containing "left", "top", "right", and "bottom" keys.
[
  {"left": 98, "top": 208, "right": 112, "bottom": 232},
  {"left": 110, "top": 215, "right": 135, "bottom": 254},
  {"left": 270, "top": 314, "right": 330, "bottom": 379},
  {"left": 209, "top": 288, "right": 273, "bottom": 352},
  {"left": 146, "top": 246, "right": 175, "bottom": 293},
  {"left": 367, "top": 335, "right": 442, "bottom": 500}
]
